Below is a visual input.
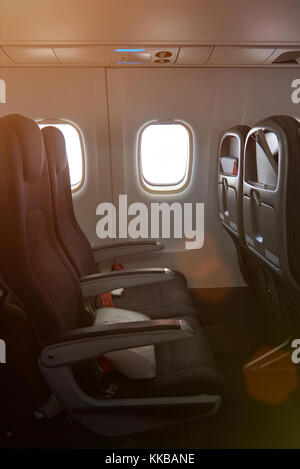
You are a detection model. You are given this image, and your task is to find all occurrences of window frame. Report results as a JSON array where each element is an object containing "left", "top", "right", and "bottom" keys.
[
  {"left": 137, "top": 120, "right": 193, "bottom": 194},
  {"left": 37, "top": 118, "right": 85, "bottom": 194}
]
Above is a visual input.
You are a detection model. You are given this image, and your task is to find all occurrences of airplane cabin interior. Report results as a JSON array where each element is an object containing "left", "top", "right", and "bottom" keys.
[{"left": 0, "top": 0, "right": 300, "bottom": 451}]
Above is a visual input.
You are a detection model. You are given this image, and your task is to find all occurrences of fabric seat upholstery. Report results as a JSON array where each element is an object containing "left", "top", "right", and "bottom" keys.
[
  {"left": 139, "top": 316, "right": 222, "bottom": 398},
  {"left": 0, "top": 114, "right": 86, "bottom": 341},
  {"left": 113, "top": 271, "right": 199, "bottom": 318}
]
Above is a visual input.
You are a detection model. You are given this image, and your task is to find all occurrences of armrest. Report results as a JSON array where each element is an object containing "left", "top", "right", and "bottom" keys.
[
  {"left": 79, "top": 267, "right": 175, "bottom": 298},
  {"left": 92, "top": 241, "right": 164, "bottom": 263},
  {"left": 40, "top": 318, "right": 195, "bottom": 368}
]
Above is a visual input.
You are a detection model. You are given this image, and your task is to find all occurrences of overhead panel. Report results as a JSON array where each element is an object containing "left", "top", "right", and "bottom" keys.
[
  {"left": 3, "top": 46, "right": 58, "bottom": 64},
  {"left": 176, "top": 46, "right": 214, "bottom": 65},
  {"left": 110, "top": 46, "right": 179, "bottom": 65},
  {"left": 0, "top": 44, "right": 299, "bottom": 67},
  {"left": 208, "top": 46, "right": 275, "bottom": 65},
  {"left": 54, "top": 46, "right": 110, "bottom": 64}
]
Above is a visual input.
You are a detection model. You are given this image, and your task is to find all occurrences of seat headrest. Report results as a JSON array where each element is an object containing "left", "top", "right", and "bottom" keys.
[
  {"left": 42, "top": 126, "right": 68, "bottom": 174},
  {"left": 0, "top": 114, "right": 44, "bottom": 182}
]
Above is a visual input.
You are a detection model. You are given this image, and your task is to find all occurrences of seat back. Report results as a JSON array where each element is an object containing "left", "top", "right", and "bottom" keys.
[
  {"left": 0, "top": 301, "right": 50, "bottom": 410},
  {"left": 218, "top": 126, "right": 251, "bottom": 282},
  {"left": 42, "top": 126, "right": 97, "bottom": 277},
  {"left": 243, "top": 115, "right": 300, "bottom": 292},
  {"left": 0, "top": 114, "right": 86, "bottom": 342},
  {"left": 218, "top": 126, "right": 250, "bottom": 240}
]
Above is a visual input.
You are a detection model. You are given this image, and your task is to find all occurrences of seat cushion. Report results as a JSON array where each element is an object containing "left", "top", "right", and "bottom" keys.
[
  {"left": 113, "top": 272, "right": 199, "bottom": 319},
  {"left": 151, "top": 317, "right": 222, "bottom": 396},
  {"left": 110, "top": 317, "right": 224, "bottom": 399},
  {"left": 95, "top": 308, "right": 156, "bottom": 380}
]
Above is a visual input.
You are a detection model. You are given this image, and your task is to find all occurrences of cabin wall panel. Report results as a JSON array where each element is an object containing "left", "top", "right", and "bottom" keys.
[{"left": 0, "top": 66, "right": 298, "bottom": 287}]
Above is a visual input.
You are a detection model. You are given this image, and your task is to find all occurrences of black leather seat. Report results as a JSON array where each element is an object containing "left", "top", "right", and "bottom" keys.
[
  {"left": 242, "top": 115, "right": 300, "bottom": 329},
  {"left": 41, "top": 125, "right": 199, "bottom": 318},
  {"left": 218, "top": 125, "right": 251, "bottom": 283},
  {"left": 0, "top": 114, "right": 222, "bottom": 437}
]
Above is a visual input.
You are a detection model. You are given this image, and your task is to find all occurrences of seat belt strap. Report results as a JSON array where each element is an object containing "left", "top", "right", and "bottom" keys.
[
  {"left": 100, "top": 263, "right": 124, "bottom": 307},
  {"left": 100, "top": 292, "right": 114, "bottom": 308}
]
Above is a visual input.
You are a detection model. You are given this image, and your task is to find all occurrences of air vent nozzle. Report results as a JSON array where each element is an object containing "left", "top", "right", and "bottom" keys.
[
  {"left": 155, "top": 51, "right": 172, "bottom": 59},
  {"left": 154, "top": 58, "right": 170, "bottom": 63}
]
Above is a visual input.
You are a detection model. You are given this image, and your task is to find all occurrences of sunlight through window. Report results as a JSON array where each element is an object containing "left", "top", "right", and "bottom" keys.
[{"left": 139, "top": 123, "right": 191, "bottom": 192}]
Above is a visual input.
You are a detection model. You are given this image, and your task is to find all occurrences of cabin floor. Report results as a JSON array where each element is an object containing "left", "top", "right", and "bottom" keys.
[{"left": 1, "top": 286, "right": 299, "bottom": 449}]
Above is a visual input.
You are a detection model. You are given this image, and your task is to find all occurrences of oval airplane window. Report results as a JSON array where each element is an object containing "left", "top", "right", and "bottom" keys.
[
  {"left": 138, "top": 121, "right": 192, "bottom": 193},
  {"left": 38, "top": 121, "right": 84, "bottom": 193}
]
